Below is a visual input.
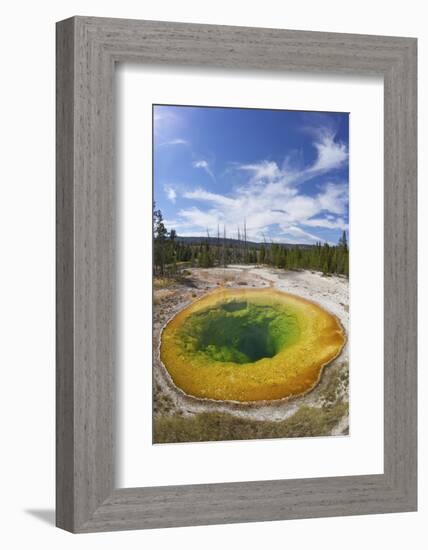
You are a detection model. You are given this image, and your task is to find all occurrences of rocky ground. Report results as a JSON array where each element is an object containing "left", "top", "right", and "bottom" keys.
[{"left": 153, "top": 266, "right": 349, "bottom": 443}]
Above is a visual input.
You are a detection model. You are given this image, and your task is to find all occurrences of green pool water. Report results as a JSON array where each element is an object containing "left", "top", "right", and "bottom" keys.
[{"left": 178, "top": 299, "right": 300, "bottom": 364}]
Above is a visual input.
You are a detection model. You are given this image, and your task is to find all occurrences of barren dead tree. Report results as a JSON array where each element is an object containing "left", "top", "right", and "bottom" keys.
[
  {"left": 217, "top": 224, "right": 220, "bottom": 265},
  {"left": 237, "top": 225, "right": 241, "bottom": 264},
  {"left": 223, "top": 225, "right": 227, "bottom": 267},
  {"left": 244, "top": 218, "right": 247, "bottom": 263}
]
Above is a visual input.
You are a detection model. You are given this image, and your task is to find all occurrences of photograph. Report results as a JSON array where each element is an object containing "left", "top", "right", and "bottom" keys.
[{"left": 152, "top": 104, "right": 350, "bottom": 444}]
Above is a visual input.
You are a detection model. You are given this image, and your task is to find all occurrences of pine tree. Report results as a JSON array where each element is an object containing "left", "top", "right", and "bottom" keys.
[
  {"left": 260, "top": 245, "right": 266, "bottom": 264},
  {"left": 153, "top": 204, "right": 168, "bottom": 275},
  {"left": 339, "top": 230, "right": 348, "bottom": 251}
]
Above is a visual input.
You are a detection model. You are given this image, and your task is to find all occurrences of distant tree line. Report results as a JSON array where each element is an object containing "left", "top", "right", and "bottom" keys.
[{"left": 153, "top": 203, "right": 349, "bottom": 278}]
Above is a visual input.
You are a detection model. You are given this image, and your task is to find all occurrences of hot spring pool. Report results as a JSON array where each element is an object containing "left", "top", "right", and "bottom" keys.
[{"left": 160, "top": 288, "right": 345, "bottom": 402}]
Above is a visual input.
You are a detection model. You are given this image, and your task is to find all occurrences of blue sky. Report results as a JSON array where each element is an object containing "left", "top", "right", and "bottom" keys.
[{"left": 153, "top": 105, "right": 349, "bottom": 245}]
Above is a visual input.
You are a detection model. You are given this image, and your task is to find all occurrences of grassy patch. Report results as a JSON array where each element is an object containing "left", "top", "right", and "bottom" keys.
[
  {"left": 153, "top": 401, "right": 348, "bottom": 443},
  {"left": 154, "top": 273, "right": 196, "bottom": 290},
  {"left": 154, "top": 277, "right": 176, "bottom": 289},
  {"left": 153, "top": 383, "right": 176, "bottom": 416}
]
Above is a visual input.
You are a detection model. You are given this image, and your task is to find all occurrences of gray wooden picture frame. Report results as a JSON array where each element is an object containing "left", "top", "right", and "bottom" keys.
[{"left": 56, "top": 16, "right": 417, "bottom": 533}]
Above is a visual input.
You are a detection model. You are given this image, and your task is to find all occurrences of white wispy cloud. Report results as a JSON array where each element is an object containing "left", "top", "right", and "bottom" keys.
[
  {"left": 177, "top": 207, "right": 221, "bottom": 230},
  {"left": 235, "top": 129, "right": 347, "bottom": 188},
  {"left": 164, "top": 184, "right": 177, "bottom": 203},
  {"left": 316, "top": 182, "right": 348, "bottom": 215},
  {"left": 153, "top": 107, "right": 185, "bottom": 144},
  {"left": 183, "top": 188, "right": 235, "bottom": 207},
  {"left": 158, "top": 138, "right": 189, "bottom": 147},
  {"left": 306, "top": 129, "right": 348, "bottom": 174},
  {"left": 174, "top": 178, "right": 347, "bottom": 244},
  {"left": 281, "top": 225, "right": 322, "bottom": 243},
  {"left": 165, "top": 126, "right": 348, "bottom": 244},
  {"left": 238, "top": 161, "right": 282, "bottom": 182},
  {"left": 153, "top": 109, "right": 176, "bottom": 132},
  {"left": 302, "top": 216, "right": 348, "bottom": 230},
  {"left": 192, "top": 160, "right": 216, "bottom": 182}
]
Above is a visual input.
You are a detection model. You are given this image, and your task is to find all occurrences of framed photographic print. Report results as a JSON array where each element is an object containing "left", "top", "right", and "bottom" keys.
[
  {"left": 151, "top": 104, "right": 350, "bottom": 445},
  {"left": 56, "top": 17, "right": 417, "bottom": 532}
]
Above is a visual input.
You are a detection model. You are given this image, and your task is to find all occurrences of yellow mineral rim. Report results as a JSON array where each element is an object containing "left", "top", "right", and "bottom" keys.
[{"left": 160, "top": 287, "right": 345, "bottom": 402}]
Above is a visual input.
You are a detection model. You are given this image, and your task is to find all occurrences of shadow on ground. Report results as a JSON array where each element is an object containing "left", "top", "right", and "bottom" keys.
[{"left": 25, "top": 509, "right": 55, "bottom": 526}]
